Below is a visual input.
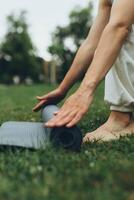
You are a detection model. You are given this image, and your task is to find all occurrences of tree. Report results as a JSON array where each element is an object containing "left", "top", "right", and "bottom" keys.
[
  {"left": 48, "top": 2, "right": 93, "bottom": 82},
  {"left": 0, "top": 11, "right": 44, "bottom": 84}
]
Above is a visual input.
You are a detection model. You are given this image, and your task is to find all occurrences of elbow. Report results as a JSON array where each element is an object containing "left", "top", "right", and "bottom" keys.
[{"left": 106, "top": 20, "right": 129, "bottom": 40}]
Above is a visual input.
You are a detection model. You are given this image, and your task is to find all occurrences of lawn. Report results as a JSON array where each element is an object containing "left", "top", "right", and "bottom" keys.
[{"left": 0, "top": 83, "right": 133, "bottom": 200}]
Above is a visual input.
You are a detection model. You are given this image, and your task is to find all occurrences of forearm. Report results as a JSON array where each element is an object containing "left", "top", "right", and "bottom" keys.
[
  {"left": 59, "top": 42, "right": 95, "bottom": 94},
  {"left": 80, "top": 22, "right": 129, "bottom": 94},
  {"left": 59, "top": 2, "right": 111, "bottom": 94}
]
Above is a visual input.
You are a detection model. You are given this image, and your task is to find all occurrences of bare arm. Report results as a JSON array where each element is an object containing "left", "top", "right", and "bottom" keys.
[
  {"left": 59, "top": 0, "right": 111, "bottom": 94},
  {"left": 45, "top": 0, "right": 134, "bottom": 128},
  {"left": 80, "top": 0, "right": 134, "bottom": 94},
  {"left": 33, "top": 0, "right": 111, "bottom": 112}
]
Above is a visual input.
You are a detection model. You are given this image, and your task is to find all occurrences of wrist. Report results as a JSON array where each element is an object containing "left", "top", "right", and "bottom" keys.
[
  {"left": 79, "top": 80, "right": 97, "bottom": 95},
  {"left": 58, "top": 85, "right": 68, "bottom": 96}
]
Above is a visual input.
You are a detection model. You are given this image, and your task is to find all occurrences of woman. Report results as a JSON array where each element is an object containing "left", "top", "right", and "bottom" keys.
[{"left": 33, "top": 0, "right": 134, "bottom": 142}]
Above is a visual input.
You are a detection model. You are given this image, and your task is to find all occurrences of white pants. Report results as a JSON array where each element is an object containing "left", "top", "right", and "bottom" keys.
[{"left": 104, "top": 25, "right": 134, "bottom": 113}]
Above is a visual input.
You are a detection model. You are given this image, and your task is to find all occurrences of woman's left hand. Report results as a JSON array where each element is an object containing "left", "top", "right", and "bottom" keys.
[{"left": 45, "top": 88, "right": 94, "bottom": 128}]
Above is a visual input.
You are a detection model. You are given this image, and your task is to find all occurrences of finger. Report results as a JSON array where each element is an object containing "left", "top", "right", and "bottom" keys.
[
  {"left": 32, "top": 99, "right": 47, "bottom": 112},
  {"left": 36, "top": 95, "right": 48, "bottom": 100},
  {"left": 66, "top": 113, "right": 82, "bottom": 128},
  {"left": 53, "top": 106, "right": 66, "bottom": 116},
  {"left": 53, "top": 111, "right": 59, "bottom": 115},
  {"left": 45, "top": 115, "right": 63, "bottom": 127},
  {"left": 50, "top": 108, "right": 74, "bottom": 124},
  {"left": 45, "top": 109, "right": 76, "bottom": 127},
  {"left": 47, "top": 107, "right": 69, "bottom": 123},
  {"left": 44, "top": 117, "right": 57, "bottom": 127},
  {"left": 44, "top": 108, "right": 63, "bottom": 123},
  {"left": 52, "top": 110, "right": 77, "bottom": 127},
  {"left": 53, "top": 105, "right": 73, "bottom": 118}
]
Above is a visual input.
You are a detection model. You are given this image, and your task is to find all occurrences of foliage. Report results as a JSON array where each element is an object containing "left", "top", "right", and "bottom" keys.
[
  {"left": 0, "top": 11, "right": 44, "bottom": 84},
  {"left": 0, "top": 83, "right": 133, "bottom": 200},
  {"left": 48, "top": 3, "right": 93, "bottom": 82}
]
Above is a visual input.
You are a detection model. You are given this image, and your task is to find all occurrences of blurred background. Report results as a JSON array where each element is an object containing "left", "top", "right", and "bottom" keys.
[{"left": 0, "top": 0, "right": 99, "bottom": 85}]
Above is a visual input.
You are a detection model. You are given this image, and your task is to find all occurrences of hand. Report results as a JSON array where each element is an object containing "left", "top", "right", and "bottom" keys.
[
  {"left": 45, "top": 88, "right": 94, "bottom": 128},
  {"left": 32, "top": 88, "right": 66, "bottom": 112}
]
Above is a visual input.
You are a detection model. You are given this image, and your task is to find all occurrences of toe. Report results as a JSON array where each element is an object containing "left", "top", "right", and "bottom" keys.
[
  {"left": 83, "top": 132, "right": 95, "bottom": 143},
  {"left": 115, "top": 122, "right": 134, "bottom": 137}
]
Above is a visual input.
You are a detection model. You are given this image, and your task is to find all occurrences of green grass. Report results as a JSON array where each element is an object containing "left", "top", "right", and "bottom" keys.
[{"left": 0, "top": 83, "right": 133, "bottom": 200}]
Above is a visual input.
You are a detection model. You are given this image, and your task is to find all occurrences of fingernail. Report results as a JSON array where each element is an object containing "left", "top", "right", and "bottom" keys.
[
  {"left": 46, "top": 122, "right": 53, "bottom": 126},
  {"left": 66, "top": 125, "right": 70, "bottom": 128}
]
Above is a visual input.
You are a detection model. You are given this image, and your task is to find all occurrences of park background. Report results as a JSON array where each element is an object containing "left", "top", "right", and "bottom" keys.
[
  {"left": 0, "top": 0, "right": 98, "bottom": 84},
  {"left": 0, "top": 0, "right": 134, "bottom": 199}
]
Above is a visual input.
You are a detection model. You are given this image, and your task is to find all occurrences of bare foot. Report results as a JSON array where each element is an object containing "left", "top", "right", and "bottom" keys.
[
  {"left": 83, "top": 111, "right": 133, "bottom": 143},
  {"left": 115, "top": 122, "right": 134, "bottom": 137}
]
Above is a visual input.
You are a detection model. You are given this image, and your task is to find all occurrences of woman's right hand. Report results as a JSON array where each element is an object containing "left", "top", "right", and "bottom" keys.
[{"left": 32, "top": 87, "right": 66, "bottom": 112}]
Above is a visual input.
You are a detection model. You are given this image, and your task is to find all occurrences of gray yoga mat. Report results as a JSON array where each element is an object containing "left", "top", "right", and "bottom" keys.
[{"left": 0, "top": 105, "right": 82, "bottom": 150}]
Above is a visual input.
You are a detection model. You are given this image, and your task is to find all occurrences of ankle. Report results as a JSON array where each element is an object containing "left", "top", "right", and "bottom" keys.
[{"left": 109, "top": 111, "right": 132, "bottom": 125}]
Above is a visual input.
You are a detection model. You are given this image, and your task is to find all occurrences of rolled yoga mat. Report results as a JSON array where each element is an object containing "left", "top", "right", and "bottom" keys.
[
  {"left": 42, "top": 105, "right": 82, "bottom": 151},
  {"left": 0, "top": 105, "right": 82, "bottom": 150}
]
